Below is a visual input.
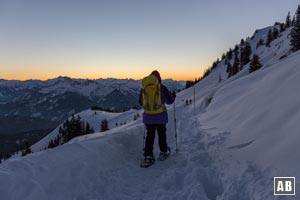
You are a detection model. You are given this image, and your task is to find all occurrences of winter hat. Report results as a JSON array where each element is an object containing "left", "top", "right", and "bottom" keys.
[{"left": 151, "top": 70, "right": 161, "bottom": 83}]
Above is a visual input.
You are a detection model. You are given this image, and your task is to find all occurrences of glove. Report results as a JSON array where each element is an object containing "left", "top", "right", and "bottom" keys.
[{"left": 172, "top": 91, "right": 176, "bottom": 97}]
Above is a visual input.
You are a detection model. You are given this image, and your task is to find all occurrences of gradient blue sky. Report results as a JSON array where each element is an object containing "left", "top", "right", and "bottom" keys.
[{"left": 0, "top": 0, "right": 298, "bottom": 80}]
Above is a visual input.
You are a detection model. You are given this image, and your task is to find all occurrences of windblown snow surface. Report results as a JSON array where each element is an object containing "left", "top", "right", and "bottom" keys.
[{"left": 1, "top": 27, "right": 300, "bottom": 200}]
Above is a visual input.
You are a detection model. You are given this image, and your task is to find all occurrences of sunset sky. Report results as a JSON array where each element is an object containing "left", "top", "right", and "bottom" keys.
[{"left": 0, "top": 0, "right": 298, "bottom": 81}]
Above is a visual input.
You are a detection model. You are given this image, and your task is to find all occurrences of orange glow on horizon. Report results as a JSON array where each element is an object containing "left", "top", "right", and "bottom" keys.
[
  {"left": 1, "top": 63, "right": 206, "bottom": 81},
  {"left": 1, "top": 71, "right": 201, "bottom": 81}
]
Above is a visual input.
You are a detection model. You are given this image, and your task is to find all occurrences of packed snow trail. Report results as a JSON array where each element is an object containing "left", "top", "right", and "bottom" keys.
[
  {"left": 0, "top": 77, "right": 235, "bottom": 200},
  {"left": 0, "top": 102, "right": 215, "bottom": 200}
]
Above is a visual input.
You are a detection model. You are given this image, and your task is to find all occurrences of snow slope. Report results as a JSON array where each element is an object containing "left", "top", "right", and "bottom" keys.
[
  {"left": 1, "top": 25, "right": 300, "bottom": 199},
  {"left": 202, "top": 50, "right": 300, "bottom": 177},
  {"left": 31, "top": 109, "right": 142, "bottom": 153},
  {"left": 0, "top": 93, "right": 229, "bottom": 200}
]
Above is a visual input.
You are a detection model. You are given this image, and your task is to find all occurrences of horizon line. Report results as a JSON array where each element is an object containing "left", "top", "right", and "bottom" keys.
[{"left": 0, "top": 75, "right": 191, "bottom": 82}]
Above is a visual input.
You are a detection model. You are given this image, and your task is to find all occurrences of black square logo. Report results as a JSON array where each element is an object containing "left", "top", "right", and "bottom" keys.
[{"left": 274, "top": 177, "right": 295, "bottom": 195}]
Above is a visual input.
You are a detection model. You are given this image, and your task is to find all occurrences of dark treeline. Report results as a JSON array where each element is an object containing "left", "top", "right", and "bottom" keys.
[
  {"left": 196, "top": 4, "right": 300, "bottom": 82},
  {"left": 48, "top": 115, "right": 94, "bottom": 149}
]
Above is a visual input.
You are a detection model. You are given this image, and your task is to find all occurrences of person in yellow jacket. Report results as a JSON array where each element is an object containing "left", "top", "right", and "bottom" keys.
[{"left": 139, "top": 70, "right": 176, "bottom": 167}]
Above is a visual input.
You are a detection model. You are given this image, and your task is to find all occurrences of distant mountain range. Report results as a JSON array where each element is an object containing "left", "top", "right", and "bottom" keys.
[
  {"left": 0, "top": 76, "right": 185, "bottom": 157},
  {"left": 0, "top": 77, "right": 185, "bottom": 122}
]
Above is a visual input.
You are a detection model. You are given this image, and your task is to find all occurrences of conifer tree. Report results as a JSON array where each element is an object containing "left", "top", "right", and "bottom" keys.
[
  {"left": 53, "top": 137, "right": 59, "bottom": 147},
  {"left": 85, "top": 122, "right": 93, "bottom": 134},
  {"left": 240, "top": 38, "right": 245, "bottom": 46},
  {"left": 234, "top": 45, "right": 239, "bottom": 55},
  {"left": 59, "top": 125, "right": 67, "bottom": 144},
  {"left": 232, "top": 55, "right": 240, "bottom": 76},
  {"left": 48, "top": 115, "right": 91, "bottom": 149},
  {"left": 272, "top": 27, "right": 279, "bottom": 39},
  {"left": 21, "top": 141, "right": 32, "bottom": 156},
  {"left": 101, "top": 119, "right": 109, "bottom": 132},
  {"left": 185, "top": 81, "right": 194, "bottom": 89},
  {"left": 266, "top": 29, "right": 273, "bottom": 47},
  {"left": 280, "top": 23, "right": 286, "bottom": 32},
  {"left": 290, "top": 5, "right": 300, "bottom": 52},
  {"left": 292, "top": 15, "right": 296, "bottom": 26},
  {"left": 226, "top": 48, "right": 233, "bottom": 60},
  {"left": 249, "top": 54, "right": 263, "bottom": 73},
  {"left": 286, "top": 11, "right": 291, "bottom": 28},
  {"left": 224, "top": 59, "right": 228, "bottom": 65},
  {"left": 226, "top": 62, "right": 232, "bottom": 78},
  {"left": 90, "top": 127, "right": 95, "bottom": 133},
  {"left": 221, "top": 53, "right": 225, "bottom": 60},
  {"left": 211, "top": 61, "right": 218, "bottom": 70},
  {"left": 48, "top": 140, "right": 54, "bottom": 148},
  {"left": 240, "top": 42, "right": 252, "bottom": 68},
  {"left": 256, "top": 38, "right": 264, "bottom": 49},
  {"left": 202, "top": 68, "right": 211, "bottom": 79},
  {"left": 76, "top": 115, "right": 83, "bottom": 136}
]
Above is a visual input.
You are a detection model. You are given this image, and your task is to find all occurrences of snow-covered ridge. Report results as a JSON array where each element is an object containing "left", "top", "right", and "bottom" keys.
[
  {"left": 31, "top": 108, "right": 142, "bottom": 153},
  {"left": 0, "top": 76, "right": 185, "bottom": 96},
  {"left": 0, "top": 77, "right": 185, "bottom": 122},
  {"left": 0, "top": 77, "right": 140, "bottom": 96}
]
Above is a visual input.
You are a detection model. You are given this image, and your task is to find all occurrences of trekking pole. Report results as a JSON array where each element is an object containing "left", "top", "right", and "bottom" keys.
[
  {"left": 193, "top": 85, "right": 196, "bottom": 107},
  {"left": 143, "top": 125, "right": 146, "bottom": 151},
  {"left": 174, "top": 101, "right": 178, "bottom": 152}
]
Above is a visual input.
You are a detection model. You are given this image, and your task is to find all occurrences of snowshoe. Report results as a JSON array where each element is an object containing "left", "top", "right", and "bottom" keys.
[
  {"left": 157, "top": 146, "right": 171, "bottom": 161},
  {"left": 140, "top": 156, "right": 155, "bottom": 168}
]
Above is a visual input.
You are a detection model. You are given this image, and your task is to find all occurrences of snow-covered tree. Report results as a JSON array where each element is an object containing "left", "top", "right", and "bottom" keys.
[
  {"left": 292, "top": 15, "right": 296, "bottom": 26},
  {"left": 101, "top": 119, "right": 109, "bottom": 132},
  {"left": 221, "top": 53, "right": 226, "bottom": 60},
  {"left": 234, "top": 45, "right": 239, "bottom": 55},
  {"left": 286, "top": 11, "right": 291, "bottom": 28},
  {"left": 226, "top": 48, "right": 233, "bottom": 60},
  {"left": 266, "top": 29, "right": 273, "bottom": 47},
  {"left": 21, "top": 141, "right": 32, "bottom": 156},
  {"left": 290, "top": 5, "right": 300, "bottom": 52},
  {"left": 232, "top": 55, "right": 240, "bottom": 76},
  {"left": 273, "top": 27, "right": 279, "bottom": 39},
  {"left": 185, "top": 81, "right": 194, "bottom": 89},
  {"left": 49, "top": 115, "right": 94, "bottom": 149},
  {"left": 218, "top": 74, "right": 222, "bottom": 83},
  {"left": 226, "top": 62, "right": 232, "bottom": 73},
  {"left": 249, "top": 54, "right": 263, "bottom": 73},
  {"left": 240, "top": 42, "right": 252, "bottom": 69},
  {"left": 85, "top": 122, "right": 94, "bottom": 134},
  {"left": 256, "top": 38, "right": 264, "bottom": 49},
  {"left": 280, "top": 23, "right": 286, "bottom": 32},
  {"left": 240, "top": 38, "right": 245, "bottom": 46}
]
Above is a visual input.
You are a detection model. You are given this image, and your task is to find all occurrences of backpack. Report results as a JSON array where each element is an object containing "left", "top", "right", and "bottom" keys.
[{"left": 142, "top": 75, "right": 166, "bottom": 114}]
